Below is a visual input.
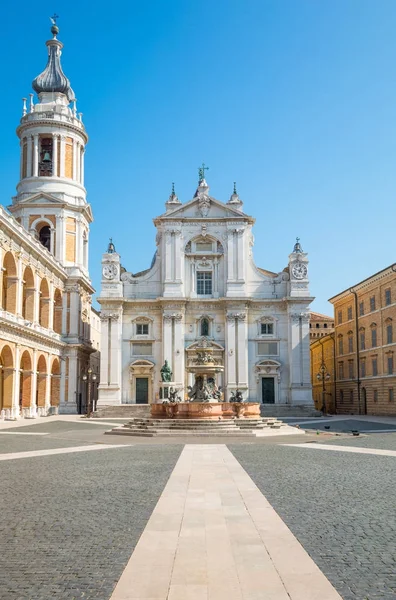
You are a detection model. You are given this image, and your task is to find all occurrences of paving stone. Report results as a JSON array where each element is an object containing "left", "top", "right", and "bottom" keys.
[
  {"left": 230, "top": 442, "right": 396, "bottom": 600},
  {"left": 0, "top": 444, "right": 182, "bottom": 600}
]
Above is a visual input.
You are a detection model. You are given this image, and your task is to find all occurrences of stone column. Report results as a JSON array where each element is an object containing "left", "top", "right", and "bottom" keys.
[
  {"left": 236, "top": 313, "right": 248, "bottom": 389},
  {"left": 33, "top": 271, "right": 40, "bottom": 323},
  {"left": 33, "top": 135, "right": 39, "bottom": 177},
  {"left": 80, "top": 147, "right": 85, "bottom": 186},
  {"left": 48, "top": 282, "right": 54, "bottom": 331},
  {"left": 60, "top": 136, "right": 66, "bottom": 177},
  {"left": 59, "top": 356, "right": 66, "bottom": 410},
  {"left": 236, "top": 229, "right": 245, "bottom": 281},
  {"left": 225, "top": 313, "right": 237, "bottom": 397},
  {"left": 164, "top": 231, "right": 172, "bottom": 282},
  {"left": 52, "top": 134, "right": 58, "bottom": 177},
  {"left": 173, "top": 313, "right": 185, "bottom": 386},
  {"left": 45, "top": 369, "right": 51, "bottom": 413},
  {"left": 67, "top": 349, "right": 78, "bottom": 409},
  {"left": 227, "top": 231, "right": 235, "bottom": 282},
  {"left": 163, "top": 314, "right": 173, "bottom": 371},
  {"left": 174, "top": 231, "right": 182, "bottom": 282},
  {"left": 76, "top": 141, "right": 80, "bottom": 182},
  {"left": 288, "top": 310, "right": 313, "bottom": 406},
  {"left": 16, "top": 253, "right": 24, "bottom": 317},
  {"left": 26, "top": 135, "right": 33, "bottom": 178},
  {"left": 72, "top": 139, "right": 77, "bottom": 180},
  {"left": 12, "top": 344, "right": 21, "bottom": 419},
  {"left": 31, "top": 348, "right": 38, "bottom": 417}
]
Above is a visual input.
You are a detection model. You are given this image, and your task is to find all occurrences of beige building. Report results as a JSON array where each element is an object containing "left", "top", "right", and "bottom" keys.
[
  {"left": 329, "top": 263, "right": 396, "bottom": 415},
  {"left": 0, "top": 22, "right": 97, "bottom": 419},
  {"left": 310, "top": 333, "right": 336, "bottom": 413},
  {"left": 310, "top": 311, "right": 334, "bottom": 342}
]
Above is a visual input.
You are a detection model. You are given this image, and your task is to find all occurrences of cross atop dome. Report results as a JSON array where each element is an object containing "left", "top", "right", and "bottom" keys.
[{"left": 198, "top": 162, "right": 209, "bottom": 185}]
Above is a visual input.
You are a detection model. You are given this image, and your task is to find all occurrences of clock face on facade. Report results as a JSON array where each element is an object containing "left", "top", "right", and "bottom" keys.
[
  {"left": 102, "top": 263, "right": 118, "bottom": 280},
  {"left": 291, "top": 262, "right": 307, "bottom": 280}
]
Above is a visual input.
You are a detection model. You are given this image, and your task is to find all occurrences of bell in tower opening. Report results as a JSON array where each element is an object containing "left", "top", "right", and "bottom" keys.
[{"left": 39, "top": 137, "right": 53, "bottom": 176}]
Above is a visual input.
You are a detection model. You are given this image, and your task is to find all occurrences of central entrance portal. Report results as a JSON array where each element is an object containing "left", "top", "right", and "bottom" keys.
[
  {"left": 136, "top": 377, "right": 149, "bottom": 404},
  {"left": 261, "top": 377, "right": 275, "bottom": 404}
]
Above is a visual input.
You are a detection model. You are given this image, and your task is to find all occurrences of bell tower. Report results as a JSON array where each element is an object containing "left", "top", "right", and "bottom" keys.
[{"left": 9, "top": 18, "right": 92, "bottom": 276}]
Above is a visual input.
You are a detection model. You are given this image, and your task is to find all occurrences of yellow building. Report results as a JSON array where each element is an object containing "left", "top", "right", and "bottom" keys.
[
  {"left": 310, "top": 333, "right": 336, "bottom": 413},
  {"left": 329, "top": 263, "right": 396, "bottom": 415},
  {"left": 310, "top": 311, "right": 334, "bottom": 342}
]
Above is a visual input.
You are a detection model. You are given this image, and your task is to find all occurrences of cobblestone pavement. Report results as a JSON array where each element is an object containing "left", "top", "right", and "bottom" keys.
[
  {"left": 0, "top": 444, "right": 182, "bottom": 600},
  {"left": 0, "top": 421, "right": 114, "bottom": 454},
  {"left": 325, "top": 432, "right": 396, "bottom": 451},
  {"left": 230, "top": 443, "right": 396, "bottom": 600}
]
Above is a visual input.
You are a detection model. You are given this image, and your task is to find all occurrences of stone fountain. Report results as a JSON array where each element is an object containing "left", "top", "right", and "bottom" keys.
[{"left": 151, "top": 346, "right": 260, "bottom": 419}]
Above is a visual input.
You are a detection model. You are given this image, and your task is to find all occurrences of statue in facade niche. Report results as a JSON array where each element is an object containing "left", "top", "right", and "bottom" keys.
[{"left": 160, "top": 360, "right": 172, "bottom": 382}]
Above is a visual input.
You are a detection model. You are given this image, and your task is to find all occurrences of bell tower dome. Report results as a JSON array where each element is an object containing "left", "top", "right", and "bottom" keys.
[{"left": 9, "top": 19, "right": 92, "bottom": 276}]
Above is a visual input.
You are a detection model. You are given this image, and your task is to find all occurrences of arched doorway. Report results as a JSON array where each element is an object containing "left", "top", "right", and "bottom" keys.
[
  {"left": 39, "top": 279, "right": 50, "bottom": 328},
  {"left": 1, "top": 252, "right": 17, "bottom": 314},
  {"left": 361, "top": 387, "right": 367, "bottom": 415},
  {"left": 37, "top": 355, "right": 48, "bottom": 414},
  {"left": 22, "top": 266, "right": 35, "bottom": 321},
  {"left": 53, "top": 289, "right": 62, "bottom": 334},
  {"left": 50, "top": 358, "right": 60, "bottom": 410},
  {"left": 0, "top": 345, "right": 14, "bottom": 414},
  {"left": 20, "top": 350, "right": 33, "bottom": 416}
]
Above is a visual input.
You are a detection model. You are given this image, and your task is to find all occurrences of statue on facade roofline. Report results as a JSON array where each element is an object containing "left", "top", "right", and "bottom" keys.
[{"left": 160, "top": 360, "right": 172, "bottom": 382}]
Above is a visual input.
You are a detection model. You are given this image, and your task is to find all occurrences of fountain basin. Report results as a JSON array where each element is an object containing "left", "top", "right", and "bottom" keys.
[{"left": 151, "top": 402, "right": 261, "bottom": 420}]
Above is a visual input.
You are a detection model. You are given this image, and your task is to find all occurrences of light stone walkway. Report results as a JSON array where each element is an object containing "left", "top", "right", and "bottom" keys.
[
  {"left": 284, "top": 442, "right": 396, "bottom": 457},
  {"left": 0, "top": 443, "right": 127, "bottom": 461},
  {"left": 110, "top": 444, "right": 342, "bottom": 600}
]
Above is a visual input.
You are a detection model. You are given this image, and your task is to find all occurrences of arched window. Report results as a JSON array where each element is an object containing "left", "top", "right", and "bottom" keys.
[
  {"left": 39, "top": 226, "right": 51, "bottom": 251},
  {"left": 201, "top": 318, "right": 209, "bottom": 337}
]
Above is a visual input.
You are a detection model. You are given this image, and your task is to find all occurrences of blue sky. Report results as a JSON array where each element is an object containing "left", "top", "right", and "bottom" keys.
[{"left": 1, "top": 1, "right": 396, "bottom": 315}]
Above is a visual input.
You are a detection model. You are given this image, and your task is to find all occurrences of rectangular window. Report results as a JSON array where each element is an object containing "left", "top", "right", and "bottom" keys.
[
  {"left": 372, "top": 358, "right": 378, "bottom": 376},
  {"left": 359, "top": 301, "right": 364, "bottom": 316},
  {"left": 339, "top": 390, "right": 344, "bottom": 404},
  {"left": 136, "top": 323, "right": 149, "bottom": 335},
  {"left": 338, "top": 310, "right": 342, "bottom": 324},
  {"left": 373, "top": 389, "right": 378, "bottom": 402},
  {"left": 388, "top": 355, "right": 393, "bottom": 375},
  {"left": 261, "top": 323, "right": 274, "bottom": 335},
  {"left": 257, "top": 342, "right": 279, "bottom": 356},
  {"left": 347, "top": 306, "right": 352, "bottom": 321},
  {"left": 338, "top": 362, "right": 344, "bottom": 379},
  {"left": 370, "top": 296, "right": 376, "bottom": 312},
  {"left": 361, "top": 361, "right": 366, "bottom": 378},
  {"left": 338, "top": 338, "right": 343, "bottom": 355},
  {"left": 360, "top": 332, "right": 365, "bottom": 350},
  {"left": 350, "top": 389, "right": 354, "bottom": 403},
  {"left": 348, "top": 361, "right": 354, "bottom": 379},
  {"left": 131, "top": 343, "right": 153, "bottom": 356},
  {"left": 196, "top": 242, "right": 213, "bottom": 252},
  {"left": 348, "top": 336, "right": 353, "bottom": 353},
  {"left": 387, "top": 324, "right": 393, "bottom": 345},
  {"left": 389, "top": 388, "right": 394, "bottom": 402},
  {"left": 385, "top": 288, "right": 391, "bottom": 306},
  {"left": 196, "top": 271, "right": 212, "bottom": 295},
  {"left": 371, "top": 328, "right": 377, "bottom": 348}
]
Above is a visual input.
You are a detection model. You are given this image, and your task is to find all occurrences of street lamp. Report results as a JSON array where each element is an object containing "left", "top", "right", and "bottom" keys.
[
  {"left": 82, "top": 367, "right": 97, "bottom": 418},
  {"left": 316, "top": 362, "right": 331, "bottom": 414}
]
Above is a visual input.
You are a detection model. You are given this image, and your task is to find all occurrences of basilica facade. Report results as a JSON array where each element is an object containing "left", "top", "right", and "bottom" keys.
[
  {"left": 98, "top": 176, "right": 314, "bottom": 407},
  {"left": 0, "top": 22, "right": 97, "bottom": 418}
]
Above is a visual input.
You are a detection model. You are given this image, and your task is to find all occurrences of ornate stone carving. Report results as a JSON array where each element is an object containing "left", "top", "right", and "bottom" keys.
[
  {"left": 101, "top": 311, "right": 120, "bottom": 321},
  {"left": 226, "top": 312, "right": 246, "bottom": 321},
  {"left": 198, "top": 195, "right": 211, "bottom": 217},
  {"left": 163, "top": 313, "right": 183, "bottom": 322}
]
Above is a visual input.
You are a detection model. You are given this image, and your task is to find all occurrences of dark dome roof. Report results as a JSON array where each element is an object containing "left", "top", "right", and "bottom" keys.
[{"left": 32, "top": 35, "right": 73, "bottom": 101}]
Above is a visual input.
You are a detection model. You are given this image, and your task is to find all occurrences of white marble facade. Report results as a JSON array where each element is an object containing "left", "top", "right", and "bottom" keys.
[{"left": 98, "top": 177, "right": 313, "bottom": 407}]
